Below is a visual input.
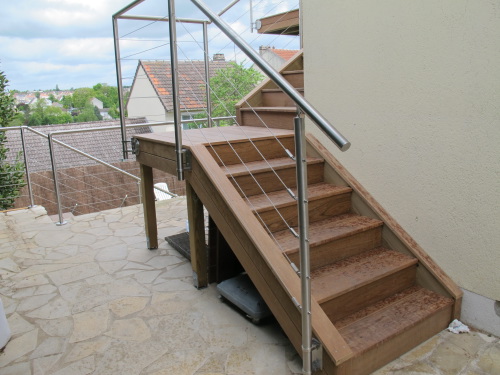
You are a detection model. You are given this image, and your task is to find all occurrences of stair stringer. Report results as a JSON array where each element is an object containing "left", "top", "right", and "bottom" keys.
[
  {"left": 186, "top": 144, "right": 354, "bottom": 372},
  {"left": 306, "top": 133, "right": 463, "bottom": 318}
]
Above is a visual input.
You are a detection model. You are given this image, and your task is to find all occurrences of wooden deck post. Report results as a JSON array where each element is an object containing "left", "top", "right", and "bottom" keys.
[
  {"left": 140, "top": 164, "right": 158, "bottom": 250},
  {"left": 186, "top": 181, "right": 208, "bottom": 289}
]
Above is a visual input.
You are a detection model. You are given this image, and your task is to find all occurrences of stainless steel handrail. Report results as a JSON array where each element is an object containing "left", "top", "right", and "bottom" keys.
[{"left": 191, "top": 0, "right": 350, "bottom": 152}]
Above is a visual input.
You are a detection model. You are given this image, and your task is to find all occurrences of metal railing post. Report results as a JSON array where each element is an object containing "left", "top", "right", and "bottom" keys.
[
  {"left": 168, "top": 0, "right": 185, "bottom": 180},
  {"left": 203, "top": 21, "right": 212, "bottom": 127},
  {"left": 20, "top": 127, "right": 35, "bottom": 207},
  {"left": 113, "top": 14, "right": 129, "bottom": 160},
  {"left": 299, "top": 0, "right": 303, "bottom": 49},
  {"left": 295, "top": 113, "right": 312, "bottom": 375},
  {"left": 47, "top": 134, "right": 66, "bottom": 226}
]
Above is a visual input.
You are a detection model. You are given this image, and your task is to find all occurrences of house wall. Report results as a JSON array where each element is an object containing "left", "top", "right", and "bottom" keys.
[
  {"left": 304, "top": 1, "right": 500, "bottom": 332},
  {"left": 127, "top": 65, "right": 167, "bottom": 125},
  {"left": 253, "top": 47, "right": 286, "bottom": 74}
]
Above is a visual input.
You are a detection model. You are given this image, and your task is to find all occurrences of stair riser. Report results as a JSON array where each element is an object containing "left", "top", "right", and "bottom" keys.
[
  {"left": 342, "top": 304, "right": 453, "bottom": 375},
  {"left": 322, "top": 266, "right": 417, "bottom": 322},
  {"left": 286, "top": 227, "right": 383, "bottom": 270},
  {"left": 208, "top": 137, "right": 295, "bottom": 166},
  {"left": 256, "top": 192, "right": 352, "bottom": 233},
  {"left": 262, "top": 91, "right": 304, "bottom": 107},
  {"left": 241, "top": 110, "right": 296, "bottom": 129},
  {"left": 282, "top": 72, "right": 304, "bottom": 87},
  {"left": 230, "top": 163, "right": 324, "bottom": 197}
]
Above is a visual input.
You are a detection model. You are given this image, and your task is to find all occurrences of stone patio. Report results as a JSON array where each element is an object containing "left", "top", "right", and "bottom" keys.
[{"left": 0, "top": 200, "right": 498, "bottom": 375}]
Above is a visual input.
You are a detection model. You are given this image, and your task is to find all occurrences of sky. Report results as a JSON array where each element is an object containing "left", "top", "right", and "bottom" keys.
[{"left": 0, "top": 0, "right": 299, "bottom": 92}]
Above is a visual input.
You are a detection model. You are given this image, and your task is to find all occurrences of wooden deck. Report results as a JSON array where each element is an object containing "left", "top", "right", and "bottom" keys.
[{"left": 135, "top": 125, "right": 294, "bottom": 148}]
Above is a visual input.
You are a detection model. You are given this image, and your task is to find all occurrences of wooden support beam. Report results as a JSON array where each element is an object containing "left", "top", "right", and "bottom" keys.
[
  {"left": 186, "top": 180, "right": 208, "bottom": 289},
  {"left": 140, "top": 164, "right": 158, "bottom": 250}
]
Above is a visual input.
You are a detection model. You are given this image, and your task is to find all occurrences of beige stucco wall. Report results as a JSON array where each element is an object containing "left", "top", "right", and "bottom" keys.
[
  {"left": 304, "top": 1, "right": 500, "bottom": 301},
  {"left": 127, "top": 65, "right": 167, "bottom": 125}
]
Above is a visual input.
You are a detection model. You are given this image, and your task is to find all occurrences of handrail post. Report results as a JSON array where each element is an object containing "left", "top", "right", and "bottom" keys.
[
  {"left": 20, "top": 127, "right": 35, "bottom": 208},
  {"left": 113, "top": 14, "right": 129, "bottom": 160},
  {"left": 47, "top": 134, "right": 66, "bottom": 225},
  {"left": 203, "top": 21, "right": 212, "bottom": 128},
  {"left": 168, "top": 0, "right": 184, "bottom": 180},
  {"left": 295, "top": 113, "right": 312, "bottom": 375}
]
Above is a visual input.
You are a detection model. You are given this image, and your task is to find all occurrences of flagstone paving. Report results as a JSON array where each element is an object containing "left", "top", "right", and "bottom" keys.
[{"left": 0, "top": 201, "right": 498, "bottom": 374}]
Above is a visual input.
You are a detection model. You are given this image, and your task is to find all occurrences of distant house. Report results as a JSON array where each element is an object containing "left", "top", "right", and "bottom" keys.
[
  {"left": 255, "top": 46, "right": 300, "bottom": 73},
  {"left": 127, "top": 58, "right": 232, "bottom": 132},
  {"left": 91, "top": 97, "right": 104, "bottom": 109}
]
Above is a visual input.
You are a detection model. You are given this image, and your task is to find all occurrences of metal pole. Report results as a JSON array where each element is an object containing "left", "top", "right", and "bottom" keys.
[
  {"left": 299, "top": 0, "right": 303, "bottom": 49},
  {"left": 249, "top": 0, "right": 254, "bottom": 32},
  {"left": 113, "top": 15, "right": 129, "bottom": 160},
  {"left": 203, "top": 22, "right": 212, "bottom": 127},
  {"left": 47, "top": 134, "right": 66, "bottom": 226},
  {"left": 20, "top": 127, "right": 35, "bottom": 208},
  {"left": 295, "top": 114, "right": 312, "bottom": 375},
  {"left": 168, "top": 0, "right": 184, "bottom": 180},
  {"left": 218, "top": 0, "right": 240, "bottom": 16}
]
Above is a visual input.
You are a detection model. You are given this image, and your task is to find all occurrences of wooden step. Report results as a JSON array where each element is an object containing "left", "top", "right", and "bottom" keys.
[
  {"left": 247, "top": 183, "right": 352, "bottom": 232},
  {"left": 281, "top": 70, "right": 304, "bottom": 87},
  {"left": 224, "top": 157, "right": 324, "bottom": 197},
  {"left": 240, "top": 107, "right": 296, "bottom": 129},
  {"left": 207, "top": 135, "right": 295, "bottom": 166},
  {"left": 336, "top": 286, "right": 453, "bottom": 375},
  {"left": 276, "top": 214, "right": 383, "bottom": 269},
  {"left": 261, "top": 88, "right": 304, "bottom": 107},
  {"left": 312, "top": 248, "right": 418, "bottom": 321}
]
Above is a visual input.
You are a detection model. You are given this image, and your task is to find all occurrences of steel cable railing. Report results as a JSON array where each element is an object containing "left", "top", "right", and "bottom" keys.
[
  {"left": 0, "top": 122, "right": 189, "bottom": 221},
  {"left": 113, "top": 1, "right": 348, "bottom": 374},
  {"left": 184, "top": 2, "right": 350, "bottom": 374}
]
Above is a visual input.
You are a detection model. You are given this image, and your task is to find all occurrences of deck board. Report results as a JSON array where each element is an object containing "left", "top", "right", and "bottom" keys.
[{"left": 134, "top": 126, "right": 294, "bottom": 148}]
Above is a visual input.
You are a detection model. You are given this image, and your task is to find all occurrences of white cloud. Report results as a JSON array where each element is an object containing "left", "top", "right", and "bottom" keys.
[{"left": 0, "top": 0, "right": 299, "bottom": 91}]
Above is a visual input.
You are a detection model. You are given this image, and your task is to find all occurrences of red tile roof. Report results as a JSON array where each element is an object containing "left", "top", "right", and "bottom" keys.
[
  {"left": 4, "top": 119, "right": 150, "bottom": 173},
  {"left": 138, "top": 60, "right": 232, "bottom": 111},
  {"left": 269, "top": 48, "right": 299, "bottom": 61}
]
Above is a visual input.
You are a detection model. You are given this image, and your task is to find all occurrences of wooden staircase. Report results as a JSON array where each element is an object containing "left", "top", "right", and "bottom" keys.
[
  {"left": 224, "top": 52, "right": 460, "bottom": 373},
  {"left": 134, "top": 51, "right": 462, "bottom": 374}
]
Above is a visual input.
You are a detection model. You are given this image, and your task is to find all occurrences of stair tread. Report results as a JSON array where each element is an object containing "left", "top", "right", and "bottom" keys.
[
  {"left": 282, "top": 70, "right": 303, "bottom": 74},
  {"left": 311, "top": 247, "right": 418, "bottom": 303},
  {"left": 247, "top": 183, "right": 352, "bottom": 212},
  {"left": 223, "top": 156, "right": 323, "bottom": 177},
  {"left": 240, "top": 106, "right": 297, "bottom": 112},
  {"left": 276, "top": 213, "right": 383, "bottom": 252},
  {"left": 336, "top": 286, "right": 453, "bottom": 355}
]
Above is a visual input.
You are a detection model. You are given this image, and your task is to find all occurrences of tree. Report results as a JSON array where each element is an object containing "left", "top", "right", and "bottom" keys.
[
  {"left": 0, "top": 71, "right": 26, "bottom": 210},
  {"left": 93, "top": 83, "right": 120, "bottom": 118},
  {"left": 61, "top": 95, "right": 73, "bottom": 109},
  {"left": 48, "top": 93, "right": 57, "bottom": 103},
  {"left": 209, "top": 62, "right": 263, "bottom": 122},
  {"left": 74, "top": 103, "right": 99, "bottom": 122},
  {"left": 43, "top": 106, "right": 73, "bottom": 124},
  {"left": 72, "top": 87, "right": 95, "bottom": 109}
]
